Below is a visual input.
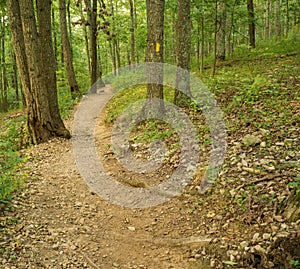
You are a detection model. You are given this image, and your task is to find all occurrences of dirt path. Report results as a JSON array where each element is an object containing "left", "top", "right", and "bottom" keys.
[
  {"left": 0, "top": 87, "right": 212, "bottom": 269},
  {"left": 1, "top": 85, "right": 299, "bottom": 269}
]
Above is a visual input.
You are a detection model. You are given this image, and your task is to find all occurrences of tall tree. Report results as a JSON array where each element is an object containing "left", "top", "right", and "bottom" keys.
[
  {"left": 0, "top": 12, "right": 8, "bottom": 112},
  {"left": 129, "top": 0, "right": 135, "bottom": 64},
  {"left": 247, "top": 0, "right": 256, "bottom": 48},
  {"left": 174, "top": 0, "right": 191, "bottom": 106},
  {"left": 143, "top": 0, "right": 165, "bottom": 117},
  {"left": 6, "top": 0, "right": 70, "bottom": 144},
  {"left": 216, "top": 1, "right": 227, "bottom": 60},
  {"left": 59, "top": 0, "right": 80, "bottom": 96}
]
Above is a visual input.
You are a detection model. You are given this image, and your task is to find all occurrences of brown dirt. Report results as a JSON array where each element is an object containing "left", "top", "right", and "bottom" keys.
[{"left": 0, "top": 87, "right": 299, "bottom": 268}]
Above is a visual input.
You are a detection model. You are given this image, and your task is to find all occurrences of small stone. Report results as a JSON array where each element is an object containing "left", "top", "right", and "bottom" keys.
[
  {"left": 275, "top": 142, "right": 285, "bottom": 146},
  {"left": 240, "top": 241, "right": 249, "bottom": 248},
  {"left": 112, "top": 262, "right": 120, "bottom": 268},
  {"left": 128, "top": 226, "right": 136, "bottom": 231},
  {"left": 260, "top": 141, "right": 266, "bottom": 148},
  {"left": 262, "top": 233, "right": 271, "bottom": 240},
  {"left": 254, "top": 245, "right": 266, "bottom": 253},
  {"left": 252, "top": 233, "right": 260, "bottom": 241}
]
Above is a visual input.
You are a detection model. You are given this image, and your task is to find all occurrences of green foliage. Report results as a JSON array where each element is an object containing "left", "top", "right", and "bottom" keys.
[
  {"left": 290, "top": 259, "right": 300, "bottom": 269},
  {"left": 289, "top": 177, "right": 300, "bottom": 195},
  {"left": 0, "top": 115, "right": 28, "bottom": 205}
]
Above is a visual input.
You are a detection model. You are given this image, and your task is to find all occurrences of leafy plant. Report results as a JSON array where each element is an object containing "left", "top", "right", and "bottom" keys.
[
  {"left": 288, "top": 177, "right": 300, "bottom": 195},
  {"left": 0, "top": 115, "right": 28, "bottom": 205},
  {"left": 290, "top": 259, "right": 300, "bottom": 269}
]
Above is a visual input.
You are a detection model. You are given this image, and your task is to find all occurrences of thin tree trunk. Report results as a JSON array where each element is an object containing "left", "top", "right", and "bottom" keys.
[
  {"left": 59, "top": 0, "right": 79, "bottom": 96},
  {"left": 216, "top": 1, "right": 226, "bottom": 60},
  {"left": 90, "top": 0, "right": 98, "bottom": 85},
  {"left": 174, "top": 0, "right": 191, "bottom": 106},
  {"left": 212, "top": 0, "right": 218, "bottom": 77},
  {"left": 129, "top": 0, "right": 135, "bottom": 64},
  {"left": 247, "top": 0, "right": 256, "bottom": 48},
  {"left": 285, "top": 0, "right": 289, "bottom": 37},
  {"left": 80, "top": 1, "right": 90, "bottom": 74},
  {"left": 0, "top": 14, "right": 8, "bottom": 112}
]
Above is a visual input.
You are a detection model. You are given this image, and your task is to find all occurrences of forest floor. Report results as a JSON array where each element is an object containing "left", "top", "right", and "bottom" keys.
[{"left": 1, "top": 55, "right": 300, "bottom": 269}]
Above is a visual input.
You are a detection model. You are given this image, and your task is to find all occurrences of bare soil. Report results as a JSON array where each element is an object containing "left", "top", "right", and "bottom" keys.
[{"left": 0, "top": 90, "right": 299, "bottom": 269}]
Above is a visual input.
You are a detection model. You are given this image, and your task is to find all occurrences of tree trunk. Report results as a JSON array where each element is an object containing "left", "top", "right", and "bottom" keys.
[
  {"left": 8, "top": 0, "right": 70, "bottom": 144},
  {"left": 6, "top": 0, "right": 31, "bottom": 110},
  {"left": 247, "top": 0, "right": 256, "bottom": 48},
  {"left": 212, "top": 0, "right": 218, "bottom": 76},
  {"left": 11, "top": 51, "right": 19, "bottom": 107},
  {"left": 285, "top": 0, "right": 289, "bottom": 37},
  {"left": 59, "top": 0, "right": 80, "bottom": 96},
  {"left": 81, "top": 0, "right": 91, "bottom": 74},
  {"left": 129, "top": 0, "right": 135, "bottom": 64},
  {"left": 174, "top": 0, "right": 191, "bottom": 106},
  {"left": 0, "top": 14, "right": 8, "bottom": 112},
  {"left": 90, "top": 0, "right": 98, "bottom": 85},
  {"left": 216, "top": 1, "right": 226, "bottom": 60},
  {"left": 143, "top": 0, "right": 165, "bottom": 117}
]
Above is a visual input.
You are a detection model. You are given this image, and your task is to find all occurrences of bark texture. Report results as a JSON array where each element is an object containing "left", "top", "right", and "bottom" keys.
[
  {"left": 144, "top": 0, "right": 165, "bottom": 117},
  {"left": 174, "top": 0, "right": 191, "bottom": 106},
  {"left": 59, "top": 0, "right": 79, "bottom": 96},
  {"left": 7, "top": 0, "right": 70, "bottom": 144}
]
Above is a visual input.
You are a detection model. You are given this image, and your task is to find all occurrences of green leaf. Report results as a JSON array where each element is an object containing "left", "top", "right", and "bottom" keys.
[{"left": 222, "top": 261, "right": 238, "bottom": 266}]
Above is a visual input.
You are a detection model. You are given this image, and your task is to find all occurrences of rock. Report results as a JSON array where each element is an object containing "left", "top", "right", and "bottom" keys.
[
  {"left": 254, "top": 245, "right": 266, "bottom": 253},
  {"left": 128, "top": 226, "right": 136, "bottom": 231},
  {"left": 240, "top": 241, "right": 249, "bottom": 248},
  {"left": 242, "top": 134, "right": 261, "bottom": 147},
  {"left": 252, "top": 233, "right": 260, "bottom": 242},
  {"left": 260, "top": 141, "right": 266, "bottom": 148},
  {"left": 275, "top": 142, "right": 285, "bottom": 146},
  {"left": 262, "top": 233, "right": 271, "bottom": 240}
]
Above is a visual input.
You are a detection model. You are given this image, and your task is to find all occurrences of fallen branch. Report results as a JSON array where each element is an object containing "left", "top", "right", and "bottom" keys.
[{"left": 231, "top": 173, "right": 282, "bottom": 197}]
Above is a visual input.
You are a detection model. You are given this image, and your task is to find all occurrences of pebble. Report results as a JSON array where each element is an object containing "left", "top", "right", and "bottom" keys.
[
  {"left": 252, "top": 233, "right": 260, "bottom": 242},
  {"left": 262, "top": 233, "right": 271, "bottom": 240}
]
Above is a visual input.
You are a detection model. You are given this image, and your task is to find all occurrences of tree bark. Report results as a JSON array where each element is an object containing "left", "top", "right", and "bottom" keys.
[
  {"left": 174, "top": 0, "right": 191, "bottom": 106},
  {"left": 216, "top": 1, "right": 226, "bottom": 60},
  {"left": 90, "top": 0, "right": 98, "bottom": 85},
  {"left": 143, "top": 0, "right": 165, "bottom": 117},
  {"left": 81, "top": 1, "right": 91, "bottom": 74},
  {"left": 247, "top": 0, "right": 256, "bottom": 48},
  {"left": 59, "top": 0, "right": 80, "bottom": 96},
  {"left": 0, "top": 14, "right": 8, "bottom": 112},
  {"left": 7, "top": 0, "right": 70, "bottom": 144},
  {"left": 129, "top": 0, "right": 135, "bottom": 64}
]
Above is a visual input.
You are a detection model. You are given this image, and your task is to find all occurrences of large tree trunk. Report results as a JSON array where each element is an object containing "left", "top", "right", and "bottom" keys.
[
  {"left": 59, "top": 0, "right": 79, "bottom": 96},
  {"left": 174, "top": 0, "right": 191, "bottom": 106},
  {"left": 7, "top": 0, "right": 70, "bottom": 144},
  {"left": 247, "top": 0, "right": 256, "bottom": 48},
  {"left": 143, "top": 0, "right": 165, "bottom": 117}
]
